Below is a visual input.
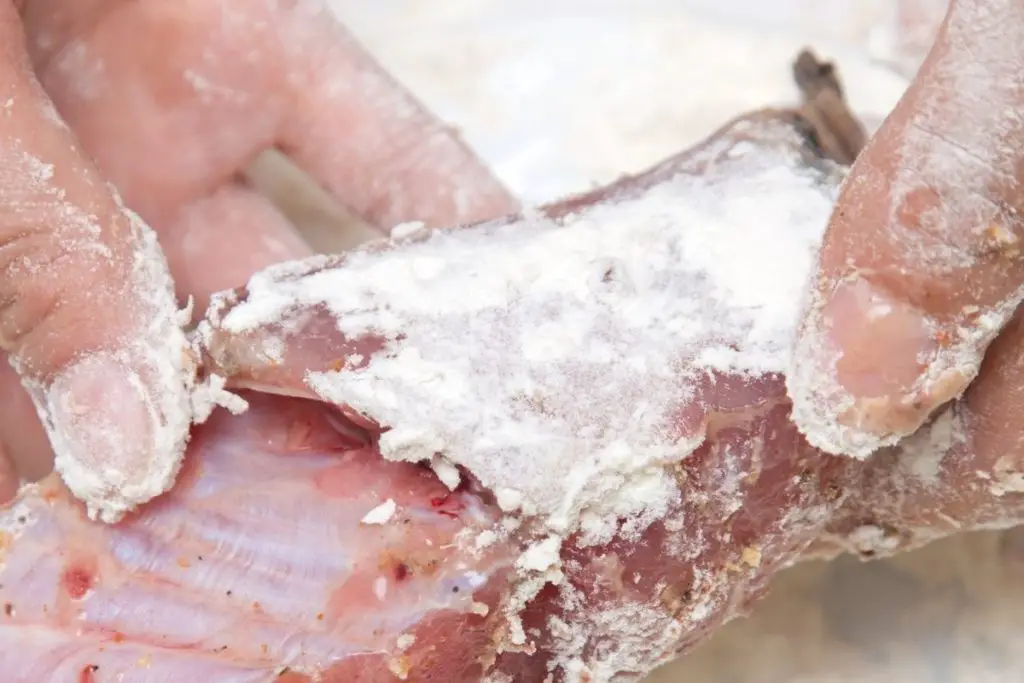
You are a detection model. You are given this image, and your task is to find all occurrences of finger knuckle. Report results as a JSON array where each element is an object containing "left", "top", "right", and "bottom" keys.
[{"left": 0, "top": 213, "right": 104, "bottom": 360}]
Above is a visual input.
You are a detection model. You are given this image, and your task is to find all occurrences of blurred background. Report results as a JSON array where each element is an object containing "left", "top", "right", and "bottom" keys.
[{"left": 257, "top": 1, "right": 1024, "bottom": 681}]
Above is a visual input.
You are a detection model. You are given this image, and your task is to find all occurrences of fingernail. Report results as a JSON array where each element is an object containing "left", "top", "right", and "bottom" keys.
[
  {"left": 789, "top": 276, "right": 971, "bottom": 458},
  {"left": 44, "top": 353, "right": 179, "bottom": 522}
]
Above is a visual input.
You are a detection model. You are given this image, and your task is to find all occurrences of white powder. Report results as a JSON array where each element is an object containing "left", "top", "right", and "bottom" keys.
[
  {"left": 428, "top": 454, "right": 462, "bottom": 490},
  {"left": 518, "top": 536, "right": 563, "bottom": 573},
  {"left": 842, "top": 524, "right": 903, "bottom": 555},
  {"left": 390, "top": 220, "right": 428, "bottom": 241},
  {"left": 361, "top": 498, "right": 398, "bottom": 525},
  {"left": 210, "top": 124, "right": 844, "bottom": 547},
  {"left": 374, "top": 576, "right": 389, "bottom": 601},
  {"left": 481, "top": 674, "right": 515, "bottom": 683},
  {"left": 495, "top": 488, "right": 524, "bottom": 513},
  {"left": 0, "top": 497, "right": 36, "bottom": 540},
  {"left": 896, "top": 406, "right": 963, "bottom": 486},
  {"left": 475, "top": 530, "right": 499, "bottom": 550},
  {"left": 990, "top": 455, "right": 1024, "bottom": 497},
  {"left": 191, "top": 372, "right": 249, "bottom": 422}
]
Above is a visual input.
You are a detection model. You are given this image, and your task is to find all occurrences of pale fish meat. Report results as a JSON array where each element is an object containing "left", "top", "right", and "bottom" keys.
[{"left": 3, "top": 108, "right": 1023, "bottom": 682}]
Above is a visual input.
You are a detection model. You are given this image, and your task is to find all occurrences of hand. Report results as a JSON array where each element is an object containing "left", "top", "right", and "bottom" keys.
[
  {"left": 788, "top": 0, "right": 1024, "bottom": 468},
  {"left": 0, "top": 0, "right": 519, "bottom": 520}
]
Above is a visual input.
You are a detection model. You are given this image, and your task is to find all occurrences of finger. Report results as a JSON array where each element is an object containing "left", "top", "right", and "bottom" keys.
[
  {"left": 0, "top": 8, "right": 194, "bottom": 521},
  {"left": 788, "top": 0, "right": 1024, "bottom": 459},
  {"left": 0, "top": 182, "right": 313, "bottom": 501},
  {"left": 155, "top": 181, "right": 314, "bottom": 314},
  {"left": 276, "top": 11, "right": 521, "bottom": 231},
  {"left": 828, "top": 304, "right": 1024, "bottom": 556},
  {"left": 23, "top": 1, "right": 514, "bottom": 234},
  {"left": 20, "top": 0, "right": 295, "bottom": 223}
]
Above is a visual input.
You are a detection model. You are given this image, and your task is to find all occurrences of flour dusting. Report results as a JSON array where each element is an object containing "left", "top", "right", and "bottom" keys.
[{"left": 210, "top": 126, "right": 843, "bottom": 546}]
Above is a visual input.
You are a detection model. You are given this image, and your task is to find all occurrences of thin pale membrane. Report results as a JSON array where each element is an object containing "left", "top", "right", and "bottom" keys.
[{"left": 0, "top": 393, "right": 515, "bottom": 682}]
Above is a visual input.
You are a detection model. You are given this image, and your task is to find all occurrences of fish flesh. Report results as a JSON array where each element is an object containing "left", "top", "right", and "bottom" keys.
[
  {"left": 3, "top": 111, "right": 1023, "bottom": 683},
  {"left": 0, "top": 392, "right": 513, "bottom": 682}
]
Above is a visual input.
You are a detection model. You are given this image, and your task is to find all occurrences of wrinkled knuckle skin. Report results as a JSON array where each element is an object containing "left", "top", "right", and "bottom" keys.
[{"left": 0, "top": 220, "right": 75, "bottom": 360}]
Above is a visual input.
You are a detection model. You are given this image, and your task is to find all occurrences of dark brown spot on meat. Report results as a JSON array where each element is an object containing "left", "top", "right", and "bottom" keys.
[
  {"left": 659, "top": 582, "right": 694, "bottom": 618},
  {"left": 824, "top": 480, "right": 843, "bottom": 502}
]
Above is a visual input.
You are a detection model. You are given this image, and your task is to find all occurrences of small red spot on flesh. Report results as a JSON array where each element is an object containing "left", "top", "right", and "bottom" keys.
[
  {"left": 431, "top": 492, "right": 466, "bottom": 519},
  {"left": 394, "top": 563, "right": 410, "bottom": 581},
  {"left": 62, "top": 565, "right": 94, "bottom": 600},
  {"left": 78, "top": 665, "right": 99, "bottom": 683}
]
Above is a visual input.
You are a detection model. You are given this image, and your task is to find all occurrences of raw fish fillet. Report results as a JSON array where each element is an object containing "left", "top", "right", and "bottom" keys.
[{"left": 4, "top": 109, "right": 1024, "bottom": 682}]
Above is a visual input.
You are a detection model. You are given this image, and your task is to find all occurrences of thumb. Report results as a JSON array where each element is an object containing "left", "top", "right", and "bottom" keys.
[
  {"left": 788, "top": 0, "right": 1024, "bottom": 459},
  {"left": 0, "top": 8, "right": 195, "bottom": 521}
]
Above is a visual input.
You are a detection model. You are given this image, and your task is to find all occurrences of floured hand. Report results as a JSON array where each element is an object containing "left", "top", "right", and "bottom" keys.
[
  {"left": 0, "top": 0, "right": 519, "bottom": 521},
  {"left": 788, "top": 0, "right": 1024, "bottom": 463}
]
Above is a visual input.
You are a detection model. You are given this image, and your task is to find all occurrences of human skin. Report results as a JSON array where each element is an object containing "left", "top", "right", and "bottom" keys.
[{"left": 0, "top": 0, "right": 519, "bottom": 516}]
